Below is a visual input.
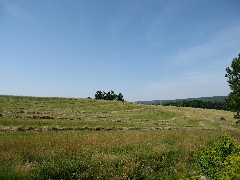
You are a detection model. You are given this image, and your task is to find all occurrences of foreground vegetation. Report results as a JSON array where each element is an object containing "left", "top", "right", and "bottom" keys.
[
  {"left": 0, "top": 95, "right": 240, "bottom": 179},
  {"left": 1, "top": 130, "right": 240, "bottom": 179}
]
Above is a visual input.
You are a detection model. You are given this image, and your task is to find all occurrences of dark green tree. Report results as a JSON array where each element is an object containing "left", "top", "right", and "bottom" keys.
[
  {"left": 117, "top": 93, "right": 124, "bottom": 102},
  {"left": 95, "top": 91, "right": 103, "bottom": 100},
  {"left": 102, "top": 91, "right": 107, "bottom": 99},
  {"left": 110, "top": 90, "right": 117, "bottom": 100},
  {"left": 225, "top": 53, "right": 240, "bottom": 119},
  {"left": 105, "top": 91, "right": 112, "bottom": 100}
]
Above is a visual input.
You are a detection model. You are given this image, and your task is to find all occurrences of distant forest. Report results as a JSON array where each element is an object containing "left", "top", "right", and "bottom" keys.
[{"left": 137, "top": 96, "right": 229, "bottom": 111}]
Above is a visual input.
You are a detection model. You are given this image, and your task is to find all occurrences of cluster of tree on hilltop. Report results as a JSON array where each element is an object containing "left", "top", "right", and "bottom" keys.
[
  {"left": 95, "top": 91, "right": 124, "bottom": 101},
  {"left": 161, "top": 100, "right": 229, "bottom": 110}
]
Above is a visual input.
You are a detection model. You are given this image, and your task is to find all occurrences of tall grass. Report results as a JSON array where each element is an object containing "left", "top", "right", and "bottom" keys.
[{"left": 1, "top": 130, "right": 239, "bottom": 179}]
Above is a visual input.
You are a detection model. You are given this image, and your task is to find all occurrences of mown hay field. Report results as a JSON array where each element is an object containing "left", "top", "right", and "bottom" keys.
[{"left": 0, "top": 95, "right": 240, "bottom": 179}]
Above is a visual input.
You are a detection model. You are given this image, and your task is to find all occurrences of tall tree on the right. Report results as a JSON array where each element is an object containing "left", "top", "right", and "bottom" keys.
[
  {"left": 117, "top": 93, "right": 124, "bottom": 102},
  {"left": 225, "top": 53, "right": 240, "bottom": 119}
]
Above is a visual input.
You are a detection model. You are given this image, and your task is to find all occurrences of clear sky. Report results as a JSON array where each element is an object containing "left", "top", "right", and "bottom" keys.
[{"left": 1, "top": 0, "right": 240, "bottom": 101}]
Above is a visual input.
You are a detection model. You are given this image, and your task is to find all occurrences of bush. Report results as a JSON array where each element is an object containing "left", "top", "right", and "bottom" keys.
[{"left": 194, "top": 135, "right": 240, "bottom": 179}]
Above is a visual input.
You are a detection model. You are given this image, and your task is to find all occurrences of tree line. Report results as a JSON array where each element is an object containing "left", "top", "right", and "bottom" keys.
[
  {"left": 95, "top": 91, "right": 124, "bottom": 101},
  {"left": 161, "top": 100, "right": 229, "bottom": 110}
]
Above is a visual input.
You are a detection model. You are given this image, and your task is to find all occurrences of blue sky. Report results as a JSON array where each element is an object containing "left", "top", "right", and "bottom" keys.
[{"left": 1, "top": 0, "right": 240, "bottom": 101}]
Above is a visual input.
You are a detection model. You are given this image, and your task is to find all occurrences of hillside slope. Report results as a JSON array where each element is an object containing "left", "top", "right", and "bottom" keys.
[{"left": 0, "top": 95, "right": 238, "bottom": 131}]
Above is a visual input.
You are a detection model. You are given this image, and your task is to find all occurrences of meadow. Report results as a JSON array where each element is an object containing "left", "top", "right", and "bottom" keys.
[{"left": 0, "top": 95, "right": 240, "bottom": 179}]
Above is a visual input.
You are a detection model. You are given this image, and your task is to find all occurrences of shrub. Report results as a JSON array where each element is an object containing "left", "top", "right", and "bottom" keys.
[{"left": 194, "top": 135, "right": 240, "bottom": 179}]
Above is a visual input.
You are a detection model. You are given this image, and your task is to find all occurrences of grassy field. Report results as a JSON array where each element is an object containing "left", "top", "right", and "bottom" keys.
[{"left": 0, "top": 95, "right": 240, "bottom": 179}]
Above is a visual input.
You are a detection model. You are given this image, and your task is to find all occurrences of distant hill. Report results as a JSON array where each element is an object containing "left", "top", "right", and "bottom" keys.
[{"left": 136, "top": 96, "right": 227, "bottom": 105}]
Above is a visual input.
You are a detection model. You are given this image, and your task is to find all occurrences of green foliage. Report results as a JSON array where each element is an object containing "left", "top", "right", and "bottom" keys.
[
  {"left": 137, "top": 96, "right": 227, "bottom": 105},
  {"left": 95, "top": 90, "right": 124, "bottom": 101},
  {"left": 194, "top": 135, "right": 240, "bottom": 179},
  {"left": 117, "top": 93, "right": 124, "bottom": 102},
  {"left": 162, "top": 100, "right": 229, "bottom": 110},
  {"left": 225, "top": 53, "right": 240, "bottom": 119},
  {"left": 95, "top": 91, "right": 103, "bottom": 100}
]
